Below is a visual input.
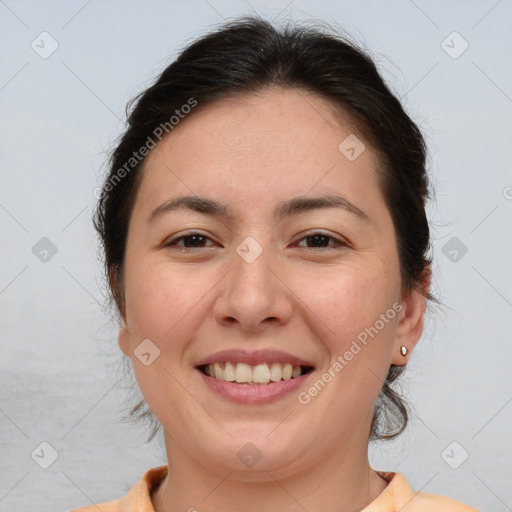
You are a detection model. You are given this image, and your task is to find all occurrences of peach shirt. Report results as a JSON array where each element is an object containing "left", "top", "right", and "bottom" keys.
[{"left": 70, "top": 465, "right": 480, "bottom": 512}]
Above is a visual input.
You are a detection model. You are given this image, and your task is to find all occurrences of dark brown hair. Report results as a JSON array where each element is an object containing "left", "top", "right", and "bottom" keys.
[{"left": 94, "top": 16, "right": 434, "bottom": 442}]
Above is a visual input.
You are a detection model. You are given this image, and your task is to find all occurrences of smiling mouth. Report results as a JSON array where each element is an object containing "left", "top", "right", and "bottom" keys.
[{"left": 197, "top": 362, "right": 314, "bottom": 385}]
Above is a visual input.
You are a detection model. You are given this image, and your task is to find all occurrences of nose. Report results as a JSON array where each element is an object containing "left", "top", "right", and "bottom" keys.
[{"left": 213, "top": 246, "right": 293, "bottom": 334}]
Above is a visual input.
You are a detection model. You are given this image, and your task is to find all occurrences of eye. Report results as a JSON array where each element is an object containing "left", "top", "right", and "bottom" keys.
[
  {"left": 163, "top": 232, "right": 216, "bottom": 249},
  {"left": 295, "top": 231, "right": 347, "bottom": 250},
  {"left": 163, "top": 231, "right": 348, "bottom": 251}
]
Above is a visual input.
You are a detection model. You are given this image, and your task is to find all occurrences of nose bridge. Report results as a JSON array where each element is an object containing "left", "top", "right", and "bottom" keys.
[
  {"left": 231, "top": 239, "right": 277, "bottom": 305},
  {"left": 214, "top": 236, "right": 292, "bottom": 330}
]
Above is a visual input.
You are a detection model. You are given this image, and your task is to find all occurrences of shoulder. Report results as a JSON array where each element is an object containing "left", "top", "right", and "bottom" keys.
[
  {"left": 69, "top": 465, "right": 168, "bottom": 512},
  {"left": 70, "top": 497, "right": 122, "bottom": 512},
  {"left": 387, "top": 473, "right": 481, "bottom": 512}
]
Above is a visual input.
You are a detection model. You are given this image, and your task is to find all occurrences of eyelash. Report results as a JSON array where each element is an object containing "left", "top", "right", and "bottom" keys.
[{"left": 163, "top": 231, "right": 348, "bottom": 251}]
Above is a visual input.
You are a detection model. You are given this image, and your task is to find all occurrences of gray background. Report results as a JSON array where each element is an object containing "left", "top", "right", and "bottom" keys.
[{"left": 1, "top": 0, "right": 511, "bottom": 510}]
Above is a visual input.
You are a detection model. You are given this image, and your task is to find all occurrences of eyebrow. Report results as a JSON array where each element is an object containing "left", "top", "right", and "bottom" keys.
[{"left": 147, "top": 194, "right": 370, "bottom": 224}]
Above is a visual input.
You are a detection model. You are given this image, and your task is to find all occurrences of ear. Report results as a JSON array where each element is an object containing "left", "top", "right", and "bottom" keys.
[
  {"left": 391, "top": 266, "right": 431, "bottom": 365},
  {"left": 109, "top": 265, "right": 127, "bottom": 322},
  {"left": 109, "top": 265, "right": 131, "bottom": 356},
  {"left": 118, "top": 321, "right": 131, "bottom": 357}
]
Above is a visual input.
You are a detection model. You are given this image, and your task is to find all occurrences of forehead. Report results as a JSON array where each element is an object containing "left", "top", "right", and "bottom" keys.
[
  {"left": 133, "top": 87, "right": 385, "bottom": 221},
  {"left": 152, "top": 87, "right": 371, "bottom": 164}
]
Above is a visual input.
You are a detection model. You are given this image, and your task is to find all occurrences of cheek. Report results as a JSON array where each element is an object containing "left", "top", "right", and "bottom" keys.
[
  {"left": 297, "top": 264, "right": 394, "bottom": 345},
  {"left": 295, "top": 262, "right": 398, "bottom": 402},
  {"left": 123, "top": 258, "right": 216, "bottom": 349}
]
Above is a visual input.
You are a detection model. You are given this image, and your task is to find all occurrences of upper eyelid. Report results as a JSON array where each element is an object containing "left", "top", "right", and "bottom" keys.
[
  {"left": 164, "top": 230, "right": 216, "bottom": 243},
  {"left": 165, "top": 230, "right": 348, "bottom": 248}
]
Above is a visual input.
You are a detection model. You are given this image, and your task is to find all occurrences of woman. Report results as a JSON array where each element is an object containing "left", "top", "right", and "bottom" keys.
[{"left": 72, "top": 16, "right": 479, "bottom": 512}]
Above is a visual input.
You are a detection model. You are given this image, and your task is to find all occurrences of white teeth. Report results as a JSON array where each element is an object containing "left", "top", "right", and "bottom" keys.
[
  {"left": 213, "top": 362, "right": 223, "bottom": 379},
  {"left": 202, "top": 362, "right": 307, "bottom": 384},
  {"left": 235, "top": 363, "right": 252, "bottom": 383},
  {"left": 269, "top": 362, "right": 282, "bottom": 381},
  {"left": 282, "top": 363, "right": 293, "bottom": 380},
  {"left": 224, "top": 362, "right": 236, "bottom": 381},
  {"left": 252, "top": 363, "right": 271, "bottom": 383}
]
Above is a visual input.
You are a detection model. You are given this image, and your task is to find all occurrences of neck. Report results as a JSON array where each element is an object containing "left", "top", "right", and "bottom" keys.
[{"left": 152, "top": 433, "right": 389, "bottom": 512}]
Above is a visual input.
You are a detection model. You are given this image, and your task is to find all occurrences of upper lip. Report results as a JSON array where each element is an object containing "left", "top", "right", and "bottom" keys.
[{"left": 195, "top": 349, "right": 315, "bottom": 368}]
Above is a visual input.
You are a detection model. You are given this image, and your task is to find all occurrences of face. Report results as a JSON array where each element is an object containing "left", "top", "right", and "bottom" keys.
[{"left": 117, "top": 87, "right": 424, "bottom": 480}]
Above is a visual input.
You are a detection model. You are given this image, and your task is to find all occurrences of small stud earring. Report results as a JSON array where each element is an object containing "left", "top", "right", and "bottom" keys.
[{"left": 400, "top": 345, "right": 408, "bottom": 357}]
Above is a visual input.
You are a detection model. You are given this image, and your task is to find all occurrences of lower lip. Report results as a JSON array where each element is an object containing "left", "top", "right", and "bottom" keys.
[{"left": 196, "top": 368, "right": 313, "bottom": 404}]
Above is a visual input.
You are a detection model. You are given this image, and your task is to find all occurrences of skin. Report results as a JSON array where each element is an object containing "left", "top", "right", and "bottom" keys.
[{"left": 116, "top": 87, "right": 430, "bottom": 512}]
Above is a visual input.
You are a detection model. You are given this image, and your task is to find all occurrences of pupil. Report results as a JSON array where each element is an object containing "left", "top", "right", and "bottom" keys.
[
  {"left": 185, "top": 235, "right": 204, "bottom": 247},
  {"left": 310, "top": 234, "right": 327, "bottom": 247}
]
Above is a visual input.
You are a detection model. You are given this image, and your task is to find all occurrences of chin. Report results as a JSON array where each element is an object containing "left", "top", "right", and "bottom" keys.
[{"left": 194, "top": 432, "right": 311, "bottom": 478}]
